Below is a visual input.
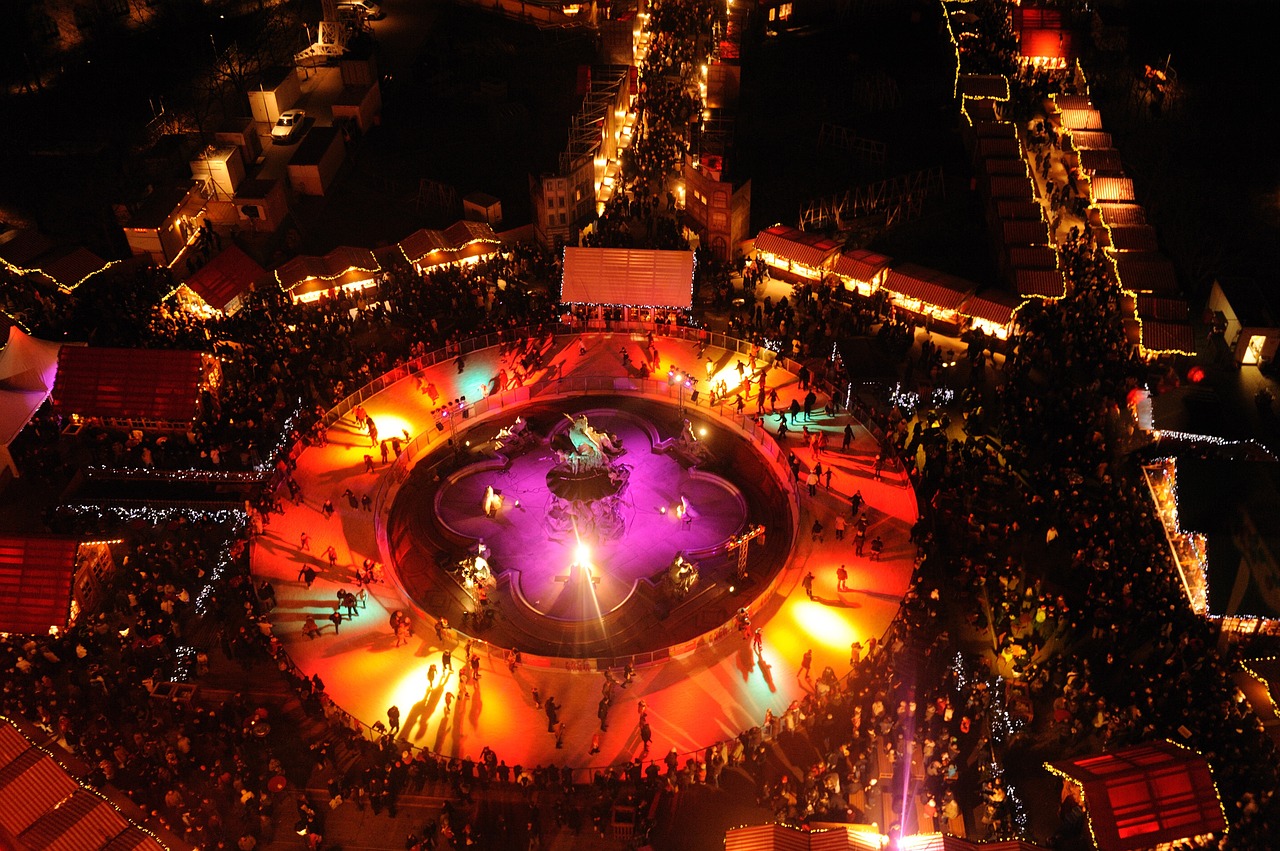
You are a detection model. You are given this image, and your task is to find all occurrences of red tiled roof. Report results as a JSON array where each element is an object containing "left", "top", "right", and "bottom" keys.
[
  {"left": 1090, "top": 176, "right": 1136, "bottom": 202},
  {"left": 0, "top": 719, "right": 169, "bottom": 851},
  {"left": 1115, "top": 254, "right": 1179, "bottom": 295},
  {"left": 1141, "top": 320, "right": 1196, "bottom": 354},
  {"left": 1107, "top": 225, "right": 1159, "bottom": 253},
  {"left": 1069, "top": 130, "right": 1113, "bottom": 149},
  {"left": 987, "top": 175, "right": 1035, "bottom": 200},
  {"left": 183, "top": 244, "right": 265, "bottom": 311},
  {"left": 36, "top": 247, "right": 111, "bottom": 290},
  {"left": 1007, "top": 245, "right": 1058, "bottom": 270},
  {"left": 1137, "top": 296, "right": 1191, "bottom": 322},
  {"left": 977, "top": 137, "right": 1021, "bottom": 159},
  {"left": 958, "top": 74, "right": 1009, "bottom": 99},
  {"left": 974, "top": 120, "right": 1017, "bottom": 139},
  {"left": 0, "top": 536, "right": 78, "bottom": 634},
  {"left": 753, "top": 225, "right": 840, "bottom": 270},
  {"left": 963, "top": 290, "right": 1020, "bottom": 326},
  {"left": 1061, "top": 108, "right": 1103, "bottom": 130},
  {"left": 883, "top": 264, "right": 974, "bottom": 311},
  {"left": 0, "top": 228, "right": 56, "bottom": 266},
  {"left": 831, "top": 249, "right": 891, "bottom": 283},
  {"left": 982, "top": 157, "right": 1029, "bottom": 177},
  {"left": 1016, "top": 268, "right": 1067, "bottom": 298},
  {"left": 53, "top": 347, "right": 204, "bottom": 421},
  {"left": 1002, "top": 219, "right": 1051, "bottom": 247},
  {"left": 1094, "top": 203, "right": 1146, "bottom": 226},
  {"left": 1079, "top": 147, "right": 1124, "bottom": 175},
  {"left": 1049, "top": 741, "right": 1224, "bottom": 851},
  {"left": 995, "top": 200, "right": 1044, "bottom": 221}
]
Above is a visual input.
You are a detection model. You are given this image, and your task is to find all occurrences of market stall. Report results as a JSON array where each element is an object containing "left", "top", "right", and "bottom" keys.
[
  {"left": 751, "top": 224, "right": 840, "bottom": 281},
  {"left": 399, "top": 220, "right": 502, "bottom": 274},
  {"left": 831, "top": 249, "right": 891, "bottom": 297},
  {"left": 882, "top": 264, "right": 975, "bottom": 334},
  {"left": 276, "top": 246, "right": 382, "bottom": 304}
]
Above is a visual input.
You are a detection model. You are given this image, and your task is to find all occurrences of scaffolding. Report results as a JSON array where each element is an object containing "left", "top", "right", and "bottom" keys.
[{"left": 798, "top": 167, "right": 945, "bottom": 232}]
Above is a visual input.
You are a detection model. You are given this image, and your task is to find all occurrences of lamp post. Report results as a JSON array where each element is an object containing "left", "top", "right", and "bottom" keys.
[{"left": 668, "top": 367, "right": 694, "bottom": 415}]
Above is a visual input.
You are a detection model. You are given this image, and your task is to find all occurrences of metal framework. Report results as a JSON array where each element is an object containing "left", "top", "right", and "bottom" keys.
[{"left": 799, "top": 166, "right": 945, "bottom": 233}]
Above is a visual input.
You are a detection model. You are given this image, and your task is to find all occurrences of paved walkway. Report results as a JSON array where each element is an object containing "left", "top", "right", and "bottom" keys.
[{"left": 252, "top": 331, "right": 917, "bottom": 774}]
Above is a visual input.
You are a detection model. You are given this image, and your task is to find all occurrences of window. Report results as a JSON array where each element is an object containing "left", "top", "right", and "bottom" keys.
[
  {"left": 559, "top": 213, "right": 567, "bottom": 225},
  {"left": 778, "top": 2, "right": 792, "bottom": 20}
]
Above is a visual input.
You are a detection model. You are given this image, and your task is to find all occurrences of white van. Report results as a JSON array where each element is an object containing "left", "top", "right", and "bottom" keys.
[{"left": 338, "top": 0, "right": 384, "bottom": 18}]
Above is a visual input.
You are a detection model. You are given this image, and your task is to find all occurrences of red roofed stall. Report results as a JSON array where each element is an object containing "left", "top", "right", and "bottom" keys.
[
  {"left": 1016, "top": 268, "right": 1068, "bottom": 299},
  {"left": 752, "top": 225, "right": 841, "bottom": 281},
  {"left": 831, "top": 249, "right": 891, "bottom": 297},
  {"left": 1047, "top": 741, "right": 1225, "bottom": 851},
  {"left": 0, "top": 718, "right": 176, "bottom": 850},
  {"left": 963, "top": 289, "right": 1022, "bottom": 340},
  {"left": 53, "top": 347, "right": 207, "bottom": 428},
  {"left": 0, "top": 537, "right": 116, "bottom": 635},
  {"left": 180, "top": 244, "right": 266, "bottom": 314},
  {"left": 882, "top": 264, "right": 976, "bottom": 334}
]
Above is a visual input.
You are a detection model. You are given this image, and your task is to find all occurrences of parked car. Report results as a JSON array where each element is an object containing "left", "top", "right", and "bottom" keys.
[
  {"left": 338, "top": 0, "right": 384, "bottom": 19},
  {"left": 271, "top": 110, "right": 306, "bottom": 143}
]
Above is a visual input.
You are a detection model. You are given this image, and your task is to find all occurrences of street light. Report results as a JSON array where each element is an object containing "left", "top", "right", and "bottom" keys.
[{"left": 668, "top": 367, "right": 695, "bottom": 415}]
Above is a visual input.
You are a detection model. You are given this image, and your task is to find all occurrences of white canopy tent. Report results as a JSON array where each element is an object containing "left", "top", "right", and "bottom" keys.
[
  {"left": 560, "top": 248, "right": 694, "bottom": 309},
  {"left": 0, "top": 327, "right": 64, "bottom": 477}
]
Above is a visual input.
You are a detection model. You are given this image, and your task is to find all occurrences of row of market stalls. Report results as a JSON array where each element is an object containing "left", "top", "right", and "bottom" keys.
[
  {"left": 274, "top": 220, "right": 504, "bottom": 304},
  {"left": 751, "top": 224, "right": 1021, "bottom": 341},
  {"left": 1045, "top": 89, "right": 1198, "bottom": 357}
]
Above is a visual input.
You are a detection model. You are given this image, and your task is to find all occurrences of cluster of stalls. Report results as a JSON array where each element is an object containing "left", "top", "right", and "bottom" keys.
[
  {"left": 1045, "top": 90, "right": 1198, "bottom": 357},
  {"left": 273, "top": 219, "right": 503, "bottom": 304},
  {"left": 751, "top": 224, "right": 1021, "bottom": 342}
]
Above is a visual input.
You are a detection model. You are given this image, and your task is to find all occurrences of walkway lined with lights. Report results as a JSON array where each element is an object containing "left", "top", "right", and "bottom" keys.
[{"left": 251, "top": 332, "right": 916, "bottom": 773}]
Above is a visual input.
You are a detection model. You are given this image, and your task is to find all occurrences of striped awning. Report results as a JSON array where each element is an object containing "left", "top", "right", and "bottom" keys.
[
  {"left": 1053, "top": 94, "right": 1094, "bottom": 111},
  {"left": 831, "top": 249, "right": 891, "bottom": 284},
  {"left": 1061, "top": 108, "right": 1103, "bottom": 130},
  {"left": 183, "top": 244, "right": 265, "bottom": 311},
  {"left": 1016, "top": 268, "right": 1067, "bottom": 298},
  {"left": 883, "top": 264, "right": 974, "bottom": 312},
  {"left": 963, "top": 290, "right": 1020, "bottom": 326},
  {"left": 753, "top": 225, "right": 840, "bottom": 271},
  {"left": 0, "top": 744, "right": 79, "bottom": 836},
  {"left": 0, "top": 536, "right": 80, "bottom": 634}
]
